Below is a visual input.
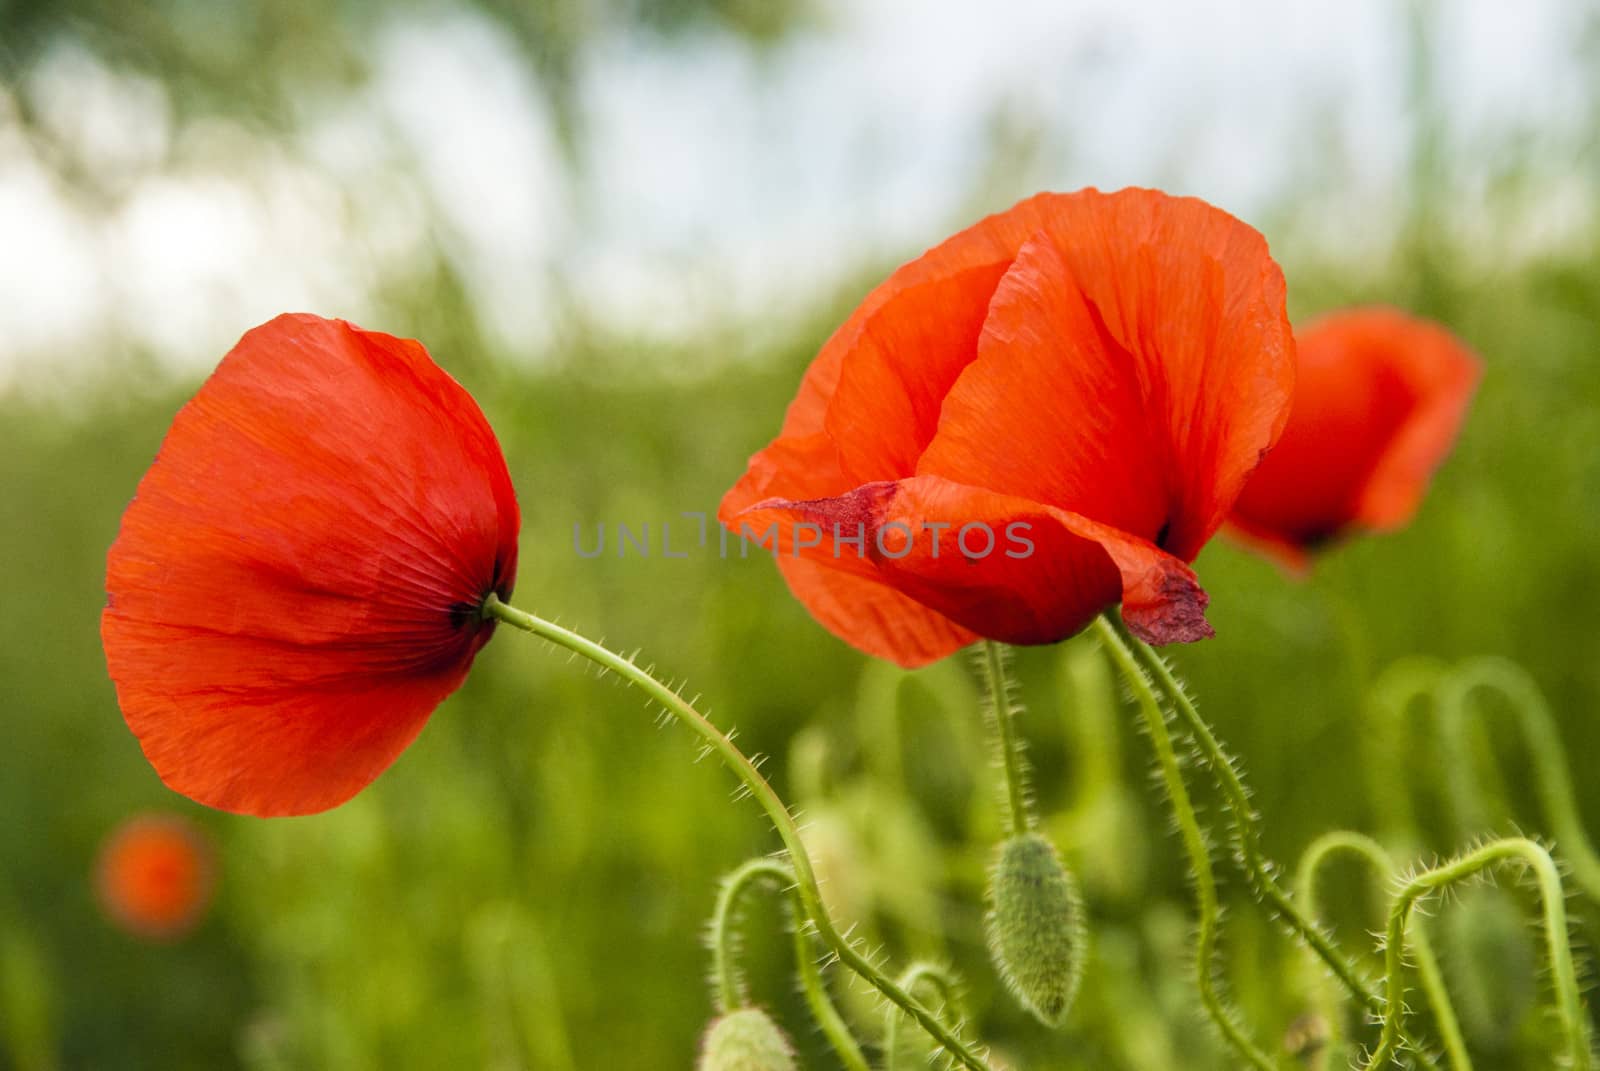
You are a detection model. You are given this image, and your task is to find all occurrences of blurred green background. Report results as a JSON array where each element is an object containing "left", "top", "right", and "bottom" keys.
[{"left": 3, "top": 1, "right": 1600, "bottom": 1068}]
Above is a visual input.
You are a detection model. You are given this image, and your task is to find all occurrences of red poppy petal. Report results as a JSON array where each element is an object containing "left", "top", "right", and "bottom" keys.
[
  {"left": 721, "top": 432, "right": 845, "bottom": 519},
  {"left": 917, "top": 190, "right": 1293, "bottom": 561},
  {"left": 101, "top": 618, "right": 474, "bottom": 815},
  {"left": 739, "top": 476, "right": 1210, "bottom": 649},
  {"left": 824, "top": 261, "right": 1013, "bottom": 483},
  {"left": 773, "top": 556, "right": 976, "bottom": 668},
  {"left": 916, "top": 231, "right": 1170, "bottom": 542},
  {"left": 722, "top": 264, "right": 1011, "bottom": 528},
  {"left": 740, "top": 187, "right": 1076, "bottom": 478},
  {"left": 733, "top": 192, "right": 1035, "bottom": 474},
  {"left": 103, "top": 314, "right": 519, "bottom": 816},
  {"left": 1229, "top": 307, "right": 1481, "bottom": 551},
  {"left": 1348, "top": 315, "right": 1482, "bottom": 529}
]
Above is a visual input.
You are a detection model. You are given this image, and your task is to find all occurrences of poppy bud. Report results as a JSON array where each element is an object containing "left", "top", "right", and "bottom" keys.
[
  {"left": 985, "top": 832, "right": 1085, "bottom": 1027},
  {"left": 696, "top": 1007, "right": 798, "bottom": 1071}
]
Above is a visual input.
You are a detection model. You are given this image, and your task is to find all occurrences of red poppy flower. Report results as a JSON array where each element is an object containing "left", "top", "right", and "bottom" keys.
[
  {"left": 1228, "top": 307, "right": 1481, "bottom": 571},
  {"left": 719, "top": 188, "right": 1295, "bottom": 668},
  {"left": 95, "top": 813, "right": 214, "bottom": 941},
  {"left": 103, "top": 314, "right": 519, "bottom": 817}
]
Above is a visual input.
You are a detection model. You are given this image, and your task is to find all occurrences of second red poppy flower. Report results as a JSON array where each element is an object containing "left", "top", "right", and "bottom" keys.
[
  {"left": 1229, "top": 306, "right": 1482, "bottom": 571},
  {"left": 721, "top": 187, "right": 1297, "bottom": 668}
]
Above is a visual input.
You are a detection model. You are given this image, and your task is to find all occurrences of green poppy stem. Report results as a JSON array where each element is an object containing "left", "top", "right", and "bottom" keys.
[
  {"left": 1091, "top": 615, "right": 1276, "bottom": 1069},
  {"left": 709, "top": 858, "right": 869, "bottom": 1071},
  {"left": 1436, "top": 657, "right": 1600, "bottom": 902},
  {"left": 1105, "top": 613, "right": 1447, "bottom": 1066},
  {"left": 1105, "top": 615, "right": 1384, "bottom": 1009},
  {"left": 483, "top": 595, "right": 989, "bottom": 1071},
  {"left": 1363, "top": 838, "right": 1588, "bottom": 1071},
  {"left": 978, "top": 640, "right": 1032, "bottom": 835},
  {"left": 1295, "top": 831, "right": 1469, "bottom": 1070},
  {"left": 884, "top": 963, "right": 963, "bottom": 1071}
]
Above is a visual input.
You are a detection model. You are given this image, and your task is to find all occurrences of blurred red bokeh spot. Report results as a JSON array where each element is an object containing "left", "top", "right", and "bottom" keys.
[{"left": 95, "top": 813, "right": 215, "bottom": 941}]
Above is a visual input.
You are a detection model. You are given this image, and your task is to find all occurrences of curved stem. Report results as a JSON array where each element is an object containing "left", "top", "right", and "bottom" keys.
[
  {"left": 979, "top": 640, "right": 1032, "bottom": 836},
  {"left": 1364, "top": 837, "right": 1589, "bottom": 1070},
  {"left": 1436, "top": 657, "right": 1600, "bottom": 903},
  {"left": 1363, "top": 658, "right": 1449, "bottom": 845},
  {"left": 884, "top": 963, "right": 964, "bottom": 1071},
  {"left": 1109, "top": 616, "right": 1388, "bottom": 1020},
  {"left": 709, "top": 859, "right": 789, "bottom": 1014},
  {"left": 790, "top": 912, "right": 871, "bottom": 1071},
  {"left": 1092, "top": 617, "right": 1277, "bottom": 1070},
  {"left": 709, "top": 858, "right": 869, "bottom": 1071},
  {"left": 897, "top": 962, "right": 961, "bottom": 1008},
  {"left": 1295, "top": 832, "right": 1468, "bottom": 1071},
  {"left": 483, "top": 597, "right": 989, "bottom": 1071}
]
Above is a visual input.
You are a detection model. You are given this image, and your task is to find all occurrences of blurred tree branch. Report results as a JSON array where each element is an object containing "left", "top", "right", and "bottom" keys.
[{"left": 0, "top": 0, "right": 815, "bottom": 179}]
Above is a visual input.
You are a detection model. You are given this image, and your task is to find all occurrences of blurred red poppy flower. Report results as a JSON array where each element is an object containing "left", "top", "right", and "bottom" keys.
[
  {"left": 95, "top": 814, "right": 214, "bottom": 941},
  {"left": 1228, "top": 307, "right": 1481, "bottom": 572},
  {"left": 103, "top": 314, "right": 520, "bottom": 817},
  {"left": 720, "top": 188, "right": 1295, "bottom": 668}
]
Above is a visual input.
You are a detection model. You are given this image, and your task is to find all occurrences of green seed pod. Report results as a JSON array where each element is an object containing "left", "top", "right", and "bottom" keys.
[
  {"left": 985, "top": 832, "right": 1086, "bottom": 1027},
  {"left": 697, "top": 1007, "right": 799, "bottom": 1071}
]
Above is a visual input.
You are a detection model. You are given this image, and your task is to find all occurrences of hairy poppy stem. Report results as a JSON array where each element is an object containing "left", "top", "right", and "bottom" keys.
[
  {"left": 709, "top": 859, "right": 869, "bottom": 1071},
  {"left": 482, "top": 596, "right": 990, "bottom": 1071},
  {"left": 1106, "top": 617, "right": 1391, "bottom": 1015},
  {"left": 884, "top": 963, "right": 963, "bottom": 1070},
  {"left": 1091, "top": 616, "right": 1277, "bottom": 1069},
  {"left": 1362, "top": 838, "right": 1589, "bottom": 1071},
  {"left": 1295, "top": 832, "right": 1466, "bottom": 1070},
  {"left": 711, "top": 860, "right": 784, "bottom": 1014},
  {"left": 978, "top": 640, "right": 1032, "bottom": 835},
  {"left": 1435, "top": 658, "right": 1600, "bottom": 904}
]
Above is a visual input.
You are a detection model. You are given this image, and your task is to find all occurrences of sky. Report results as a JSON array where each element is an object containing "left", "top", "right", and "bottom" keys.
[{"left": 0, "top": 0, "right": 1590, "bottom": 391}]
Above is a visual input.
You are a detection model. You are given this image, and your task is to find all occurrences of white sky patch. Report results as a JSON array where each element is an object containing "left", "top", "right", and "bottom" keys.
[
  {"left": 371, "top": 14, "right": 568, "bottom": 354},
  {"left": 0, "top": 143, "right": 104, "bottom": 375},
  {"left": 0, "top": 0, "right": 1591, "bottom": 390}
]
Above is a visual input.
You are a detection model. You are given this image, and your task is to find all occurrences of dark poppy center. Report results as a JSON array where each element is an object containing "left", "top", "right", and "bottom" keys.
[{"left": 448, "top": 600, "right": 484, "bottom": 632}]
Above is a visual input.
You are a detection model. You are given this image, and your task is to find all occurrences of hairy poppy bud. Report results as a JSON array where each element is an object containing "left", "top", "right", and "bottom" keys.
[
  {"left": 697, "top": 1007, "right": 798, "bottom": 1071},
  {"left": 986, "top": 832, "right": 1085, "bottom": 1027}
]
